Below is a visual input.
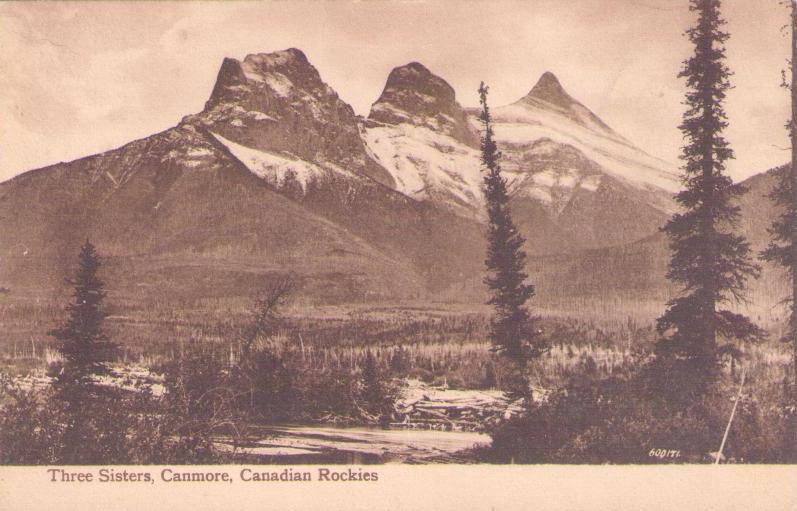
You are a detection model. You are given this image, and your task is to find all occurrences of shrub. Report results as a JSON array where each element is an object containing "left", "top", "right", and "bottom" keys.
[
  {"left": 0, "top": 381, "right": 63, "bottom": 464},
  {"left": 486, "top": 368, "right": 790, "bottom": 464},
  {"left": 0, "top": 345, "right": 233, "bottom": 465}
]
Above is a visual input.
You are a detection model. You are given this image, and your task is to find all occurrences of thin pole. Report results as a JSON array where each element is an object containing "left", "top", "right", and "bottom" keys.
[{"left": 715, "top": 366, "right": 747, "bottom": 465}]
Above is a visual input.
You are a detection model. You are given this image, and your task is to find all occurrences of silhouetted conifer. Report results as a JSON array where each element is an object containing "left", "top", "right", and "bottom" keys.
[
  {"left": 362, "top": 351, "right": 382, "bottom": 404},
  {"left": 762, "top": 0, "right": 797, "bottom": 460},
  {"left": 478, "top": 82, "right": 547, "bottom": 393},
  {"left": 47, "top": 240, "right": 120, "bottom": 463},
  {"left": 49, "top": 240, "right": 118, "bottom": 401},
  {"left": 654, "top": 0, "right": 763, "bottom": 403}
]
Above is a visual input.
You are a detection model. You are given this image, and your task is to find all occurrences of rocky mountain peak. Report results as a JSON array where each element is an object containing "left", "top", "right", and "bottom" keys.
[
  {"left": 239, "top": 48, "right": 315, "bottom": 86},
  {"left": 525, "top": 71, "right": 574, "bottom": 107},
  {"left": 246, "top": 47, "right": 308, "bottom": 65},
  {"left": 184, "top": 48, "right": 395, "bottom": 187},
  {"left": 368, "top": 62, "right": 479, "bottom": 147},
  {"left": 208, "top": 57, "right": 248, "bottom": 102},
  {"left": 204, "top": 48, "right": 332, "bottom": 108},
  {"left": 514, "top": 71, "right": 616, "bottom": 137}
]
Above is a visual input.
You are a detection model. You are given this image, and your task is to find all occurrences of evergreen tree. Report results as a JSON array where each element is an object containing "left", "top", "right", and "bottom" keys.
[
  {"left": 361, "top": 350, "right": 382, "bottom": 406},
  {"left": 762, "top": 0, "right": 797, "bottom": 460},
  {"left": 361, "top": 350, "right": 395, "bottom": 421},
  {"left": 478, "top": 82, "right": 547, "bottom": 377},
  {"left": 654, "top": 0, "right": 763, "bottom": 402},
  {"left": 47, "top": 240, "right": 119, "bottom": 463},
  {"left": 49, "top": 240, "right": 118, "bottom": 401},
  {"left": 389, "top": 345, "right": 409, "bottom": 375}
]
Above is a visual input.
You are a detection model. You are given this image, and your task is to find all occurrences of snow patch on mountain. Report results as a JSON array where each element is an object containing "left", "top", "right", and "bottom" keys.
[
  {"left": 157, "top": 132, "right": 220, "bottom": 170},
  {"left": 211, "top": 132, "right": 351, "bottom": 189},
  {"left": 511, "top": 168, "right": 605, "bottom": 213},
  {"left": 247, "top": 111, "right": 276, "bottom": 122},
  {"left": 240, "top": 50, "right": 302, "bottom": 82},
  {"left": 362, "top": 121, "right": 623, "bottom": 218},
  {"left": 241, "top": 68, "right": 264, "bottom": 83},
  {"left": 245, "top": 50, "right": 298, "bottom": 68},
  {"left": 363, "top": 123, "right": 486, "bottom": 217},
  {"left": 519, "top": 71, "right": 619, "bottom": 138},
  {"left": 186, "top": 147, "right": 214, "bottom": 158},
  {"left": 489, "top": 101, "right": 679, "bottom": 194},
  {"left": 264, "top": 73, "right": 293, "bottom": 98}
]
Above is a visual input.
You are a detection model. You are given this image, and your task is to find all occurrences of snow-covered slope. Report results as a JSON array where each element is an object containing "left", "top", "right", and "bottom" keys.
[
  {"left": 363, "top": 63, "right": 485, "bottom": 218},
  {"left": 362, "top": 64, "right": 679, "bottom": 251},
  {"left": 361, "top": 62, "right": 484, "bottom": 218},
  {"left": 211, "top": 131, "right": 353, "bottom": 190},
  {"left": 485, "top": 72, "right": 679, "bottom": 223},
  {"left": 363, "top": 123, "right": 485, "bottom": 219},
  {"left": 490, "top": 74, "right": 679, "bottom": 195},
  {"left": 0, "top": 49, "right": 490, "bottom": 304}
]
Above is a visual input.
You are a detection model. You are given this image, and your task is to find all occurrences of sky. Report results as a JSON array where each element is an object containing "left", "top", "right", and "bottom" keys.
[{"left": 0, "top": 0, "right": 791, "bottom": 183}]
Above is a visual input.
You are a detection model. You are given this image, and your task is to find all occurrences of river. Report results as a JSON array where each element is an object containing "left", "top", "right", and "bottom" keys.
[{"left": 214, "top": 424, "right": 491, "bottom": 464}]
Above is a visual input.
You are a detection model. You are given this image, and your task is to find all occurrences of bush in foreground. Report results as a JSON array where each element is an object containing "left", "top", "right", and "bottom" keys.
[
  {"left": 0, "top": 375, "right": 222, "bottom": 465},
  {"left": 485, "top": 368, "right": 790, "bottom": 464}
]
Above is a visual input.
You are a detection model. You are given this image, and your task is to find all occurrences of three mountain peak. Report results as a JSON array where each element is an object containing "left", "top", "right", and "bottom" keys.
[{"left": 211, "top": 47, "right": 569, "bottom": 116}]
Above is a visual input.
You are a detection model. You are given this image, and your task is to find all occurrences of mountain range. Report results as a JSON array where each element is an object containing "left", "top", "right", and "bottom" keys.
[{"left": 0, "top": 48, "right": 784, "bottom": 317}]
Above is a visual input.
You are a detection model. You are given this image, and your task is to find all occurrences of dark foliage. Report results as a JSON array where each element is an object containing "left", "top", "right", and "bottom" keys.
[
  {"left": 246, "top": 350, "right": 301, "bottom": 421},
  {"left": 653, "top": 0, "right": 763, "bottom": 404},
  {"left": 486, "top": 370, "right": 785, "bottom": 464},
  {"left": 762, "top": 2, "right": 797, "bottom": 459},
  {"left": 230, "top": 276, "right": 296, "bottom": 418},
  {"left": 361, "top": 350, "right": 396, "bottom": 421},
  {"left": 478, "top": 82, "right": 547, "bottom": 388},
  {"left": 160, "top": 344, "right": 239, "bottom": 439},
  {"left": 49, "top": 240, "right": 119, "bottom": 399},
  {"left": 187, "top": 280, "right": 399, "bottom": 425},
  {"left": 0, "top": 377, "right": 221, "bottom": 464},
  {"left": 42, "top": 241, "right": 125, "bottom": 463},
  {"left": 763, "top": 165, "right": 797, "bottom": 341},
  {"left": 389, "top": 345, "right": 411, "bottom": 375},
  {"left": 240, "top": 276, "right": 295, "bottom": 358}
]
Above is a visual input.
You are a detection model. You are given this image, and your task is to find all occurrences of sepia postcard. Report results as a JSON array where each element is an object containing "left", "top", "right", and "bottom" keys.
[{"left": 0, "top": 1, "right": 796, "bottom": 509}]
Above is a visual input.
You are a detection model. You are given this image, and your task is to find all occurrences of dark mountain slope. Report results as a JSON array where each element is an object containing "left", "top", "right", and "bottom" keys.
[{"left": 0, "top": 124, "right": 425, "bottom": 304}]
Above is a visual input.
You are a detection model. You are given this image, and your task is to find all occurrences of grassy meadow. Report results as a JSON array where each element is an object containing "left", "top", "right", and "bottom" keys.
[{"left": 1, "top": 290, "right": 790, "bottom": 397}]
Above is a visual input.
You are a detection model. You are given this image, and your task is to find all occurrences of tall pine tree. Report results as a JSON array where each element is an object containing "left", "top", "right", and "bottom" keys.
[
  {"left": 478, "top": 82, "right": 546, "bottom": 377},
  {"left": 49, "top": 240, "right": 118, "bottom": 401},
  {"left": 762, "top": 0, "right": 797, "bottom": 459},
  {"left": 654, "top": 0, "right": 763, "bottom": 402}
]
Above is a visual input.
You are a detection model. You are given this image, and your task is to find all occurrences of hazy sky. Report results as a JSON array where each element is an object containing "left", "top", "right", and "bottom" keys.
[{"left": 0, "top": 0, "right": 791, "bottom": 183}]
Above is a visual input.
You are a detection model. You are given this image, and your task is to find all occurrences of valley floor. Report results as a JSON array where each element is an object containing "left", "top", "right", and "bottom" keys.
[{"left": 0, "top": 299, "right": 792, "bottom": 464}]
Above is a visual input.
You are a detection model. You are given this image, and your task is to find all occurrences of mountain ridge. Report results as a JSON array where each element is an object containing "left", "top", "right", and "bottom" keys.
[{"left": 0, "top": 47, "right": 728, "bottom": 312}]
